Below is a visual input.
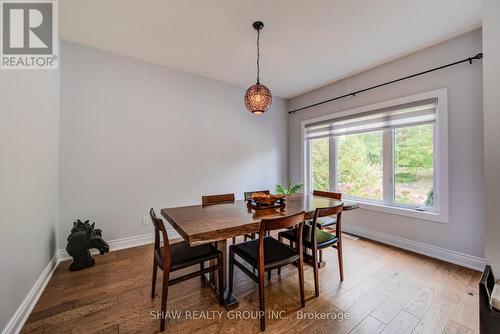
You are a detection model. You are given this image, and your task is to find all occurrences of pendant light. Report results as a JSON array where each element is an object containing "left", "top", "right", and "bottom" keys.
[{"left": 244, "top": 21, "right": 272, "bottom": 115}]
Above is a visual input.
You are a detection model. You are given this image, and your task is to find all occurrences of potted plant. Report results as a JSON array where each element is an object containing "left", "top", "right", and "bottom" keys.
[{"left": 275, "top": 182, "right": 303, "bottom": 195}]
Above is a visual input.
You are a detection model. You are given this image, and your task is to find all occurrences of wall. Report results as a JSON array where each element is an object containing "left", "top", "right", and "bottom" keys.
[
  {"left": 483, "top": 0, "right": 500, "bottom": 274},
  {"left": 288, "top": 30, "right": 484, "bottom": 263},
  {"left": 59, "top": 41, "right": 288, "bottom": 248},
  {"left": 0, "top": 69, "right": 60, "bottom": 330}
]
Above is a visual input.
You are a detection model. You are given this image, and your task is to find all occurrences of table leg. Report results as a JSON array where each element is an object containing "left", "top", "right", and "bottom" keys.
[
  {"left": 303, "top": 251, "right": 326, "bottom": 268},
  {"left": 203, "top": 239, "right": 239, "bottom": 309},
  {"left": 217, "top": 239, "right": 239, "bottom": 309}
]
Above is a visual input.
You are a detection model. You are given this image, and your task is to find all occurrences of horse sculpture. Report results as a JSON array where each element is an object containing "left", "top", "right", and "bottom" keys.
[{"left": 66, "top": 219, "right": 109, "bottom": 271}]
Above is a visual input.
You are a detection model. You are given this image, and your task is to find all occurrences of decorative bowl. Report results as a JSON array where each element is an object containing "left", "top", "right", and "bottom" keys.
[{"left": 251, "top": 192, "right": 286, "bottom": 205}]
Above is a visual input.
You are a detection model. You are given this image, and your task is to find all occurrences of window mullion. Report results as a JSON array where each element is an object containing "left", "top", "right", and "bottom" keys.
[
  {"left": 382, "top": 129, "right": 394, "bottom": 204},
  {"left": 329, "top": 136, "right": 338, "bottom": 192},
  {"left": 305, "top": 139, "right": 312, "bottom": 194}
]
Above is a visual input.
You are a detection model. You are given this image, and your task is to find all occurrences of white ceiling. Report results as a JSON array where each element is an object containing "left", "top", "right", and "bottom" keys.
[{"left": 60, "top": 0, "right": 481, "bottom": 98}]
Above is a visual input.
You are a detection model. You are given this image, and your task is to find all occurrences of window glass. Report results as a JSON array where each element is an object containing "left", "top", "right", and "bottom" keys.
[
  {"left": 394, "top": 124, "right": 434, "bottom": 207},
  {"left": 311, "top": 137, "right": 329, "bottom": 191},
  {"left": 337, "top": 131, "right": 383, "bottom": 201}
]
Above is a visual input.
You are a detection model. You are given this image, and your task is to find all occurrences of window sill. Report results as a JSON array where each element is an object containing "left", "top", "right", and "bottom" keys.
[{"left": 350, "top": 200, "right": 447, "bottom": 223}]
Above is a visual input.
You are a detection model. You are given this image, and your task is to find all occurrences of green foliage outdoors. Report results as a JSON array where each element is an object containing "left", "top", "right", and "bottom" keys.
[
  {"left": 310, "top": 124, "right": 434, "bottom": 206},
  {"left": 337, "top": 131, "right": 383, "bottom": 200},
  {"left": 311, "top": 138, "right": 329, "bottom": 191},
  {"left": 394, "top": 124, "right": 434, "bottom": 205},
  {"left": 395, "top": 173, "right": 418, "bottom": 183}
]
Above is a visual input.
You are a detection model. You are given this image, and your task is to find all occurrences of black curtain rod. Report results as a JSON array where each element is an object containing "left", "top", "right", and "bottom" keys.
[{"left": 288, "top": 52, "right": 483, "bottom": 115}]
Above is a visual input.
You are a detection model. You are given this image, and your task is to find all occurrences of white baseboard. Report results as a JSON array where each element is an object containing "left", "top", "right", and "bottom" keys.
[
  {"left": 1, "top": 255, "right": 58, "bottom": 334},
  {"left": 344, "top": 224, "right": 486, "bottom": 272},
  {"left": 57, "top": 232, "right": 155, "bottom": 261}
]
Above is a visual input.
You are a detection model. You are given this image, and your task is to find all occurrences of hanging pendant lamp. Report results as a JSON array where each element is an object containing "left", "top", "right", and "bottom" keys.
[{"left": 244, "top": 21, "right": 272, "bottom": 115}]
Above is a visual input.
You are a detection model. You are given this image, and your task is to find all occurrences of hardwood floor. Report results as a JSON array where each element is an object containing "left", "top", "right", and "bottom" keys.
[{"left": 21, "top": 235, "right": 481, "bottom": 334}]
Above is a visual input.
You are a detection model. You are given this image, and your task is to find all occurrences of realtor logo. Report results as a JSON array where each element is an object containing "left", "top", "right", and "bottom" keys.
[{"left": 1, "top": 0, "right": 58, "bottom": 69}]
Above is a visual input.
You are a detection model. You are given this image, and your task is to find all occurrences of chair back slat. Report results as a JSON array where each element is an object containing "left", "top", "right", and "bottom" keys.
[
  {"left": 313, "top": 190, "right": 342, "bottom": 200},
  {"left": 202, "top": 193, "right": 235, "bottom": 206},
  {"left": 149, "top": 208, "right": 171, "bottom": 265},
  {"left": 244, "top": 190, "right": 270, "bottom": 201},
  {"left": 260, "top": 211, "right": 305, "bottom": 233},
  {"left": 315, "top": 204, "right": 343, "bottom": 218},
  {"left": 311, "top": 203, "right": 344, "bottom": 239}
]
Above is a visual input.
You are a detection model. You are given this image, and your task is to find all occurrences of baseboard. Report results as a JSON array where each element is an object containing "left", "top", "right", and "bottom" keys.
[
  {"left": 57, "top": 232, "right": 156, "bottom": 261},
  {"left": 1, "top": 254, "right": 58, "bottom": 334},
  {"left": 344, "top": 224, "right": 486, "bottom": 272}
]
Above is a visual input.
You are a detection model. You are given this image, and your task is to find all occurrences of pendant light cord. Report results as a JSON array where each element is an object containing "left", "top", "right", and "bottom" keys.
[{"left": 256, "top": 29, "right": 260, "bottom": 84}]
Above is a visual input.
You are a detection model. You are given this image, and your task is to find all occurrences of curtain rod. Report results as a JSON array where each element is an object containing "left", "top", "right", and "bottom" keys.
[{"left": 288, "top": 52, "right": 483, "bottom": 115}]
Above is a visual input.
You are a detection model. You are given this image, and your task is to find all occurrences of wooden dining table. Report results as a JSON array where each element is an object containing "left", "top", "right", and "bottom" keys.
[{"left": 161, "top": 192, "right": 358, "bottom": 309}]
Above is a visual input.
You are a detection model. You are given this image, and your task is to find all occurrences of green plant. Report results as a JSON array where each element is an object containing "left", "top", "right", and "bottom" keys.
[
  {"left": 395, "top": 172, "right": 418, "bottom": 183},
  {"left": 424, "top": 188, "right": 434, "bottom": 207},
  {"left": 275, "top": 182, "right": 303, "bottom": 195}
]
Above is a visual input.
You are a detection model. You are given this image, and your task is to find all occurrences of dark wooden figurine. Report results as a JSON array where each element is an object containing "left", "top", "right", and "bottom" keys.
[{"left": 66, "top": 219, "right": 109, "bottom": 271}]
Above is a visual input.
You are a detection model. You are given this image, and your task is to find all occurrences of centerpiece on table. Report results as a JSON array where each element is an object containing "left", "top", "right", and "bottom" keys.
[
  {"left": 246, "top": 182, "right": 303, "bottom": 210},
  {"left": 246, "top": 192, "right": 286, "bottom": 210}
]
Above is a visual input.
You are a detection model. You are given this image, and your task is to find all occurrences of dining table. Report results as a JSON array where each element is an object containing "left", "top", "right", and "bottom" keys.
[{"left": 161, "top": 192, "right": 358, "bottom": 309}]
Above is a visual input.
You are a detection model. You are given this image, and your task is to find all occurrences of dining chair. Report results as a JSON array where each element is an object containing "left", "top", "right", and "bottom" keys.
[
  {"left": 228, "top": 211, "right": 306, "bottom": 331},
  {"left": 312, "top": 190, "right": 342, "bottom": 229},
  {"left": 243, "top": 190, "right": 271, "bottom": 241},
  {"left": 202, "top": 193, "right": 235, "bottom": 206},
  {"left": 202, "top": 193, "right": 237, "bottom": 244},
  {"left": 311, "top": 190, "right": 342, "bottom": 263},
  {"left": 278, "top": 203, "right": 344, "bottom": 297},
  {"left": 149, "top": 208, "right": 224, "bottom": 332}
]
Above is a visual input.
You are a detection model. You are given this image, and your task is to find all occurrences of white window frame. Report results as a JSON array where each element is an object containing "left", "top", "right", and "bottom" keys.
[{"left": 301, "top": 89, "right": 449, "bottom": 223}]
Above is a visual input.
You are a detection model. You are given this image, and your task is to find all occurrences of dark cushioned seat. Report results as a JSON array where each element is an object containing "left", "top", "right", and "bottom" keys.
[
  {"left": 230, "top": 236, "right": 299, "bottom": 270},
  {"left": 156, "top": 241, "right": 220, "bottom": 271},
  {"left": 309, "top": 216, "right": 337, "bottom": 228},
  {"left": 279, "top": 225, "right": 338, "bottom": 249}
]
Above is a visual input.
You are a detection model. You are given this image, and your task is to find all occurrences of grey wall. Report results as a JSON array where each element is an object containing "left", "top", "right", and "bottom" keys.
[
  {"left": 0, "top": 70, "right": 59, "bottom": 329},
  {"left": 483, "top": 0, "right": 500, "bottom": 274},
  {"left": 59, "top": 41, "right": 288, "bottom": 248},
  {"left": 288, "top": 30, "right": 484, "bottom": 259}
]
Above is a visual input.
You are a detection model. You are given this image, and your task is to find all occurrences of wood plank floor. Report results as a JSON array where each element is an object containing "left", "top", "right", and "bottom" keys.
[{"left": 21, "top": 235, "right": 481, "bottom": 334}]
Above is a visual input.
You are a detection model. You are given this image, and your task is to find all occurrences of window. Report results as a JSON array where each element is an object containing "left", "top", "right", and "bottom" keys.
[
  {"left": 304, "top": 90, "right": 448, "bottom": 222},
  {"left": 394, "top": 124, "right": 434, "bottom": 207}
]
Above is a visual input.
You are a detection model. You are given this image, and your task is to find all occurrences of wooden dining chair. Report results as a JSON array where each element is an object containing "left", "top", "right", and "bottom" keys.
[
  {"left": 312, "top": 190, "right": 342, "bottom": 229},
  {"left": 278, "top": 203, "right": 344, "bottom": 297},
  {"left": 243, "top": 190, "right": 271, "bottom": 241},
  {"left": 202, "top": 193, "right": 236, "bottom": 243},
  {"left": 149, "top": 208, "right": 224, "bottom": 332},
  {"left": 202, "top": 193, "right": 235, "bottom": 206},
  {"left": 311, "top": 190, "right": 342, "bottom": 262},
  {"left": 228, "top": 211, "right": 306, "bottom": 331}
]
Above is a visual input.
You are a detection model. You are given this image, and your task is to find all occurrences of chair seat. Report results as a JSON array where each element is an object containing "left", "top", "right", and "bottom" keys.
[
  {"left": 156, "top": 241, "right": 220, "bottom": 271},
  {"left": 279, "top": 225, "right": 338, "bottom": 249},
  {"left": 310, "top": 216, "right": 337, "bottom": 228},
  {"left": 230, "top": 236, "right": 299, "bottom": 270}
]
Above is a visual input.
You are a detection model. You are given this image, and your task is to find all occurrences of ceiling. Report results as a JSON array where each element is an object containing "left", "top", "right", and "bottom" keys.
[{"left": 60, "top": 0, "right": 481, "bottom": 98}]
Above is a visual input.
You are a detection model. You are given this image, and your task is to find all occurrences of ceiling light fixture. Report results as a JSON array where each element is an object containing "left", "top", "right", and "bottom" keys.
[{"left": 244, "top": 21, "right": 272, "bottom": 115}]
